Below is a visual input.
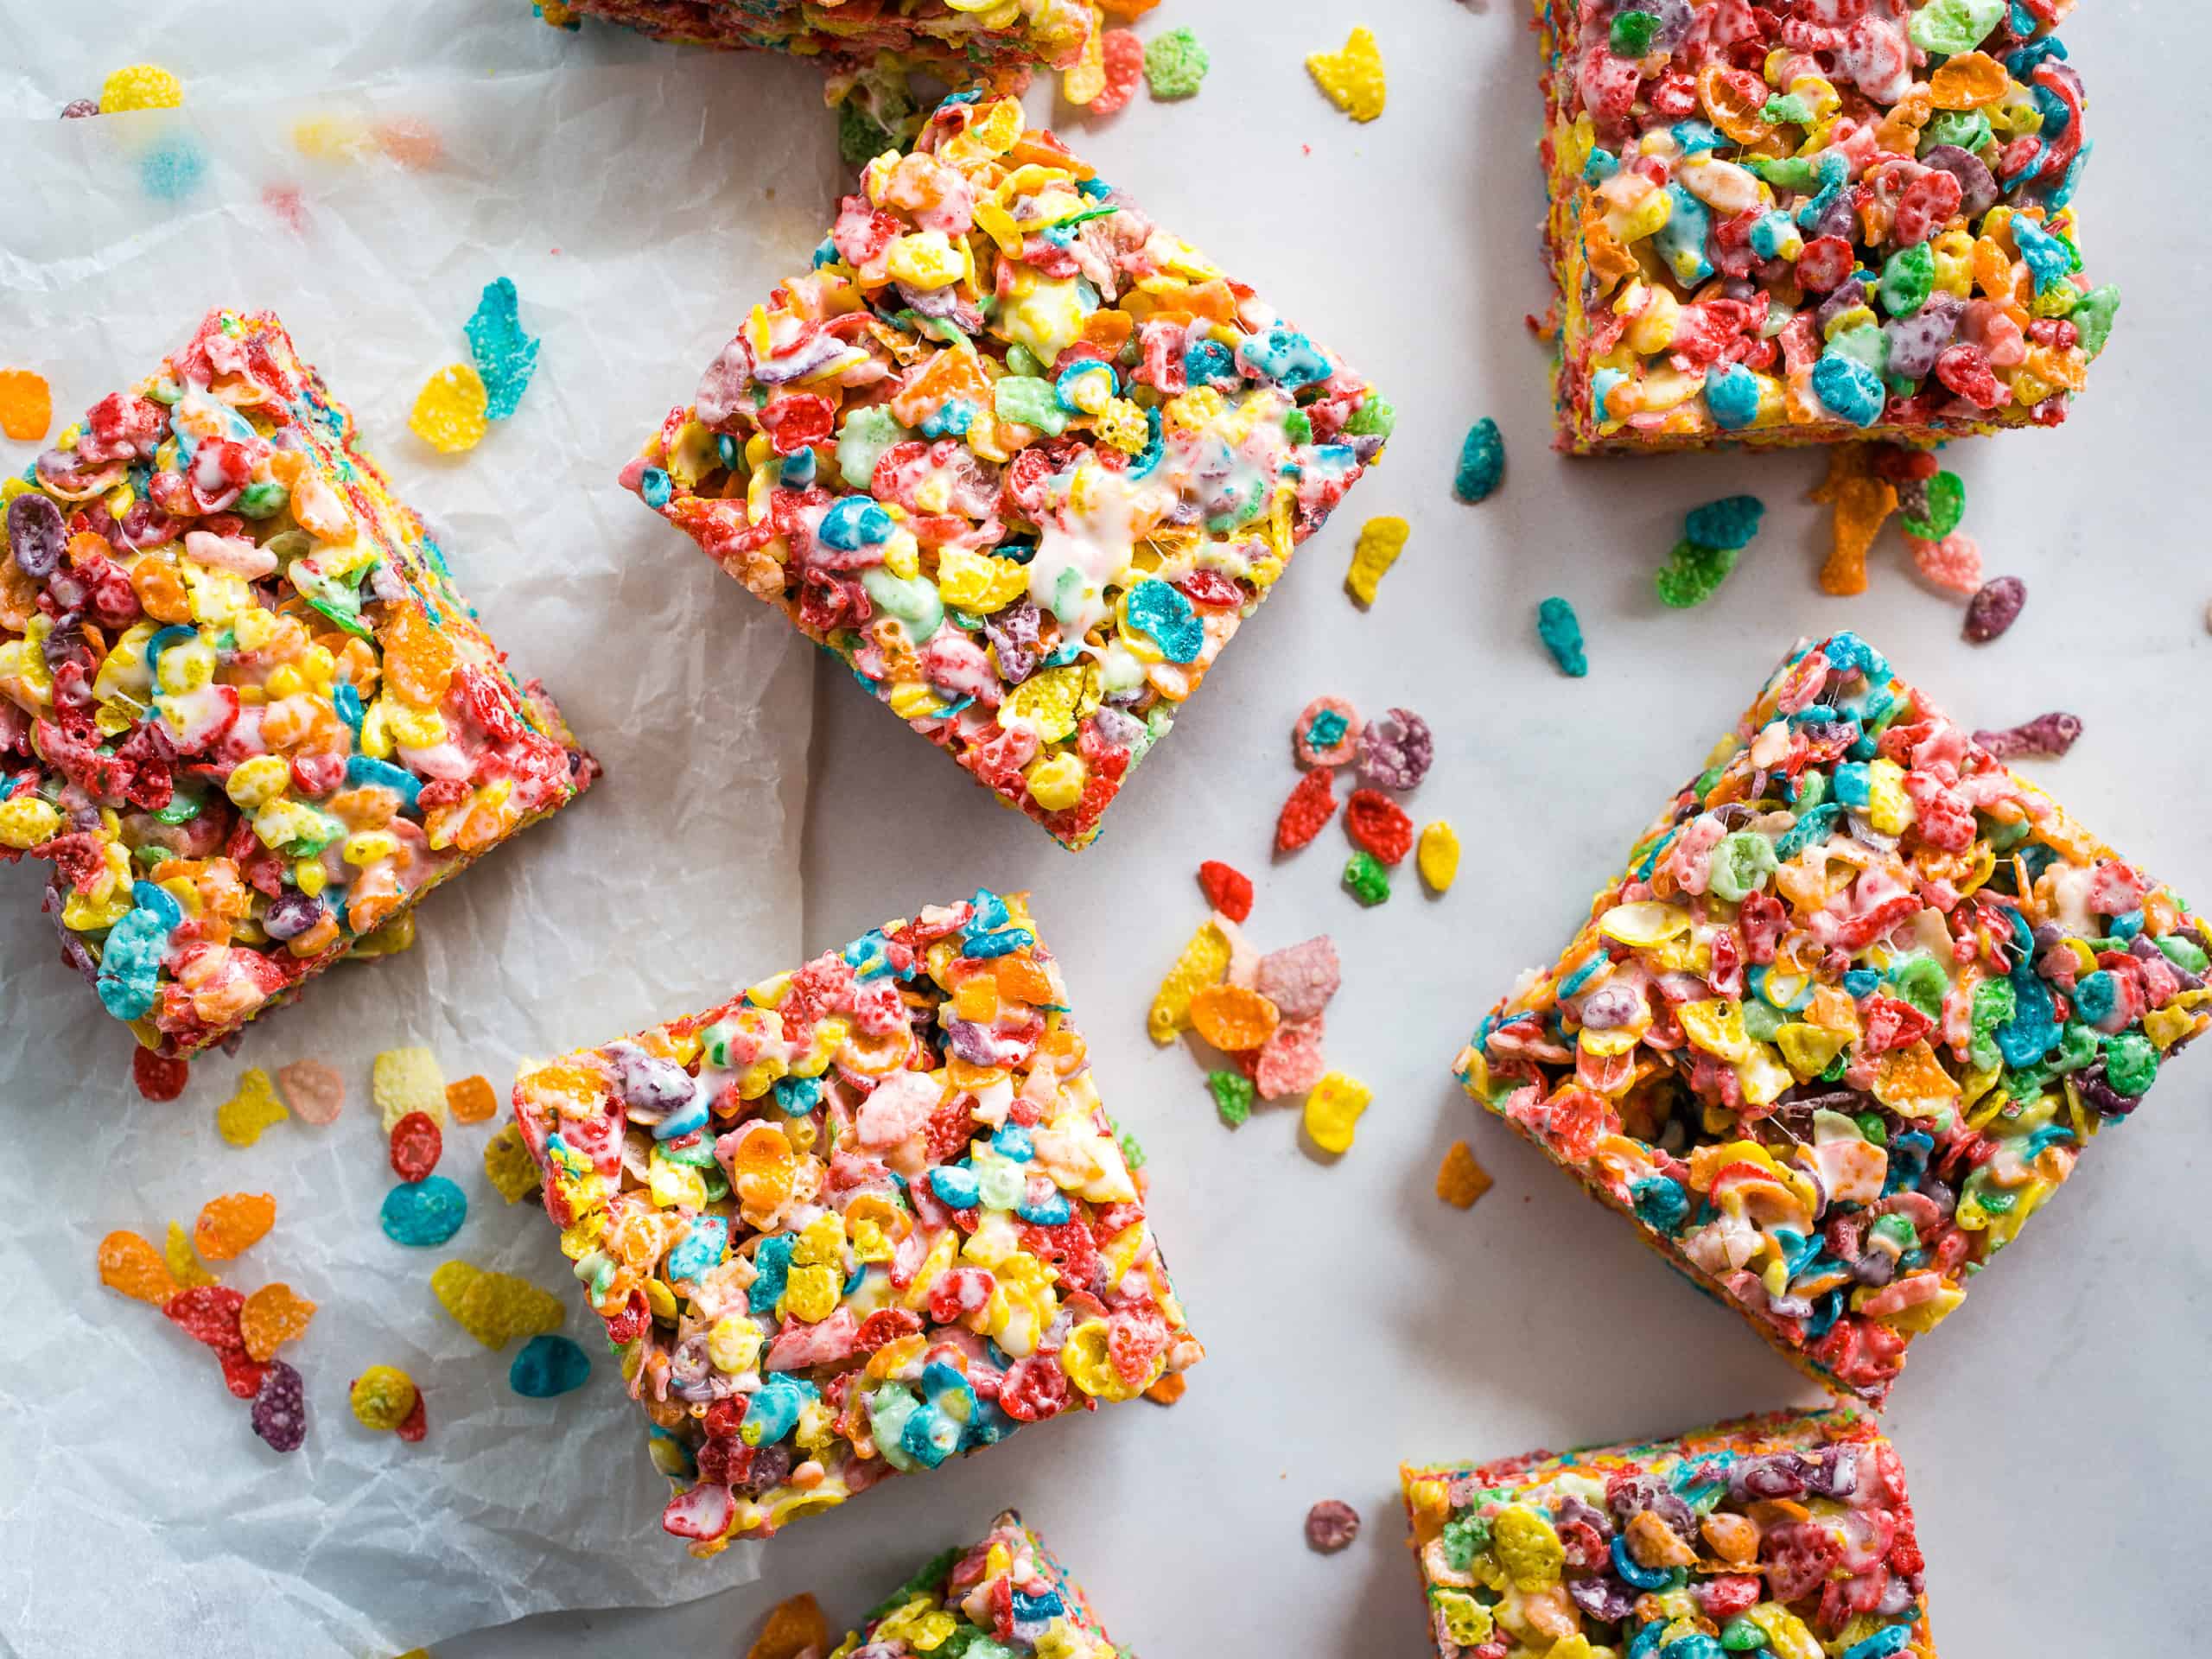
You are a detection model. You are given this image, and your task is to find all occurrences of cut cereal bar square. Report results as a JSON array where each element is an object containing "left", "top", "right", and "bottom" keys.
[
  {"left": 1457, "top": 630, "right": 2209, "bottom": 1403},
  {"left": 838, "top": 1508, "right": 1125, "bottom": 1656},
  {"left": 0, "top": 308, "right": 594, "bottom": 1057},
  {"left": 620, "top": 92, "right": 1390, "bottom": 850},
  {"left": 511, "top": 887, "right": 1201, "bottom": 1552}
]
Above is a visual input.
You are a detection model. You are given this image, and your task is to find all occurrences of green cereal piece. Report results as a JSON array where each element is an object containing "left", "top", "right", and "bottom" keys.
[
  {"left": 1144, "top": 28, "right": 1211, "bottom": 99},
  {"left": 993, "top": 376, "right": 1067, "bottom": 436},
  {"left": 1610, "top": 10, "right": 1658, "bottom": 55},
  {"left": 1921, "top": 108, "right": 1992, "bottom": 153},
  {"left": 1535, "top": 595, "right": 1586, "bottom": 677},
  {"left": 1344, "top": 394, "right": 1396, "bottom": 439},
  {"left": 1878, "top": 242, "right": 1934, "bottom": 320},
  {"left": 1111, "top": 1115, "right": 1147, "bottom": 1169},
  {"left": 1344, "top": 849, "right": 1391, "bottom": 906},
  {"left": 1207, "top": 1069, "right": 1255, "bottom": 1128},
  {"left": 1900, "top": 471, "right": 1965, "bottom": 540},
  {"left": 1655, "top": 539, "right": 1738, "bottom": 608},
  {"left": 2071, "top": 285, "right": 2121, "bottom": 358},
  {"left": 837, "top": 404, "right": 911, "bottom": 488},
  {"left": 1909, "top": 0, "right": 2005, "bottom": 55}
]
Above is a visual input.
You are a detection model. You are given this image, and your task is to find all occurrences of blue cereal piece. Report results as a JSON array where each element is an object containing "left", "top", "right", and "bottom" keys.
[
  {"left": 665, "top": 1214, "right": 729, "bottom": 1283},
  {"left": 1453, "top": 417, "right": 1504, "bottom": 503},
  {"left": 1236, "top": 323, "right": 1332, "bottom": 390},
  {"left": 1682, "top": 494, "right": 1765, "bottom": 551},
  {"left": 464, "top": 277, "right": 542, "bottom": 421},
  {"left": 1811, "top": 350, "right": 1886, "bottom": 427},
  {"left": 94, "top": 900, "right": 170, "bottom": 1021},
  {"left": 379, "top": 1175, "right": 468, "bottom": 1247},
  {"left": 820, "top": 495, "right": 893, "bottom": 552},
  {"left": 508, "top": 1333, "right": 591, "bottom": 1398},
  {"left": 1123, "top": 578, "right": 1203, "bottom": 664},
  {"left": 1535, "top": 596, "right": 1588, "bottom": 677},
  {"left": 1703, "top": 362, "right": 1761, "bottom": 431}
]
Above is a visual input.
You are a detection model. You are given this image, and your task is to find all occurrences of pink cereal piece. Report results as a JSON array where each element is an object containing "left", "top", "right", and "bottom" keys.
[
  {"left": 1907, "top": 532, "right": 1981, "bottom": 595},
  {"left": 1305, "top": 1498, "right": 1362, "bottom": 1553},
  {"left": 1293, "top": 696, "right": 1361, "bottom": 769},
  {"left": 1255, "top": 936, "right": 1340, "bottom": 1022},
  {"left": 276, "top": 1058, "right": 346, "bottom": 1126},
  {"left": 1220, "top": 915, "right": 1261, "bottom": 989},
  {"left": 1255, "top": 1013, "right": 1328, "bottom": 1101}
]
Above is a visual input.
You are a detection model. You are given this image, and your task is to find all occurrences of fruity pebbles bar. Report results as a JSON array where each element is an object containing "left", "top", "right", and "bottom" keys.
[
  {"left": 0, "top": 309, "right": 594, "bottom": 1057},
  {"left": 1536, "top": 0, "right": 2117, "bottom": 453},
  {"left": 620, "top": 92, "right": 1391, "bottom": 850},
  {"left": 1458, "top": 630, "right": 2209, "bottom": 1403},
  {"left": 837, "top": 1509, "right": 1127, "bottom": 1656},
  {"left": 1402, "top": 1407, "right": 1936, "bottom": 1658},
  {"left": 511, "top": 887, "right": 1201, "bottom": 1553}
]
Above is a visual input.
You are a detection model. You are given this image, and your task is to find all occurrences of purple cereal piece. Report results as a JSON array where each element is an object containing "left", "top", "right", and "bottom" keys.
[
  {"left": 1569, "top": 1575, "right": 1639, "bottom": 1623},
  {"left": 1304, "top": 1498, "right": 1361, "bottom": 1553},
  {"left": 1356, "top": 708, "right": 1432, "bottom": 792},
  {"left": 251, "top": 1359, "right": 307, "bottom": 1453},
  {"left": 1815, "top": 280, "right": 1870, "bottom": 336},
  {"left": 982, "top": 597, "right": 1041, "bottom": 686},
  {"left": 1963, "top": 575, "right": 2026, "bottom": 643},
  {"left": 5, "top": 493, "right": 67, "bottom": 580},
  {"left": 1883, "top": 291, "right": 1962, "bottom": 383},
  {"left": 1255, "top": 936, "right": 1341, "bottom": 1022},
  {"left": 1919, "top": 145, "right": 1999, "bottom": 219},
  {"left": 60, "top": 98, "right": 101, "bottom": 119},
  {"left": 1974, "top": 711, "right": 2082, "bottom": 760}
]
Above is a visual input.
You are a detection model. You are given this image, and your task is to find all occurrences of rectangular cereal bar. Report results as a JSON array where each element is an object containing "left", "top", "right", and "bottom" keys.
[
  {"left": 511, "top": 887, "right": 1200, "bottom": 1552},
  {"left": 1457, "top": 630, "right": 2209, "bottom": 1403},
  {"left": 1401, "top": 1407, "right": 1936, "bottom": 1658},
  {"left": 836, "top": 1508, "right": 1125, "bottom": 1656},
  {"left": 621, "top": 92, "right": 1391, "bottom": 850},
  {"left": 1535, "top": 0, "right": 2118, "bottom": 453},
  {"left": 0, "top": 308, "right": 594, "bottom": 1058}
]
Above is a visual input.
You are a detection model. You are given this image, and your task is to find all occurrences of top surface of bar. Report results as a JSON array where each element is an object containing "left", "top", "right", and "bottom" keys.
[{"left": 843, "top": 1509, "right": 1120, "bottom": 1656}]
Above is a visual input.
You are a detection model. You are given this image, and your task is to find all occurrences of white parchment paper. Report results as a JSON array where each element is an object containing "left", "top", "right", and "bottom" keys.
[{"left": 0, "top": 28, "right": 852, "bottom": 1658}]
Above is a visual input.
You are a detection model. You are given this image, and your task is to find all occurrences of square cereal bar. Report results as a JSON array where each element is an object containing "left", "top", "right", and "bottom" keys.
[
  {"left": 1457, "top": 630, "right": 2209, "bottom": 1403},
  {"left": 1535, "top": 0, "right": 2118, "bottom": 454},
  {"left": 621, "top": 93, "right": 1391, "bottom": 851},
  {"left": 1401, "top": 1407, "right": 1936, "bottom": 1659},
  {"left": 0, "top": 308, "right": 594, "bottom": 1057},
  {"left": 837, "top": 1508, "right": 1124, "bottom": 1656},
  {"left": 511, "top": 887, "right": 1201, "bottom": 1552}
]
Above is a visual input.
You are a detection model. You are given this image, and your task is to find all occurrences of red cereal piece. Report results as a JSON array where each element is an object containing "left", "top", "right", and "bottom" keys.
[
  {"left": 132, "top": 1047, "right": 190, "bottom": 1102},
  {"left": 1274, "top": 766, "right": 1338, "bottom": 854},
  {"left": 220, "top": 1348, "right": 272, "bottom": 1400},
  {"left": 396, "top": 1390, "right": 429, "bottom": 1442},
  {"left": 1090, "top": 28, "right": 1145, "bottom": 116},
  {"left": 389, "top": 1109, "right": 445, "bottom": 1183},
  {"left": 164, "top": 1284, "right": 247, "bottom": 1351},
  {"left": 1197, "top": 860, "right": 1253, "bottom": 923},
  {"left": 1344, "top": 788, "right": 1414, "bottom": 866}
]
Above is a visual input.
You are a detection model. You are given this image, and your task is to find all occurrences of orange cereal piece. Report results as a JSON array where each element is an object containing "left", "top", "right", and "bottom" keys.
[
  {"left": 1188, "top": 982, "right": 1281, "bottom": 1053},
  {"left": 381, "top": 601, "right": 457, "bottom": 708},
  {"left": 1929, "top": 51, "right": 2007, "bottom": 111},
  {"left": 371, "top": 117, "right": 444, "bottom": 170},
  {"left": 1436, "top": 1140, "right": 1494, "bottom": 1209},
  {"left": 98, "top": 1230, "right": 182, "bottom": 1306},
  {"left": 446, "top": 1073, "right": 499, "bottom": 1124},
  {"left": 1144, "top": 1370, "right": 1187, "bottom": 1405},
  {"left": 747, "top": 1592, "right": 830, "bottom": 1659},
  {"left": 0, "top": 369, "right": 54, "bottom": 442},
  {"left": 1100, "top": 0, "right": 1160, "bottom": 15},
  {"left": 194, "top": 1191, "right": 276, "bottom": 1262},
  {"left": 1808, "top": 446, "right": 1897, "bottom": 597},
  {"left": 240, "top": 1281, "right": 319, "bottom": 1362}
]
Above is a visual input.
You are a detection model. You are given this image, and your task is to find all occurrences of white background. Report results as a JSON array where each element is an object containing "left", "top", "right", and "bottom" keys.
[{"left": 6, "top": 3, "right": 2206, "bottom": 1656}]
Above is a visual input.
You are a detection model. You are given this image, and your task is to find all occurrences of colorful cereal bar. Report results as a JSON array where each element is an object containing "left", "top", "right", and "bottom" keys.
[
  {"left": 511, "top": 888, "right": 1200, "bottom": 1552},
  {"left": 1402, "top": 1407, "right": 1936, "bottom": 1659},
  {"left": 835, "top": 1509, "right": 1124, "bottom": 1657},
  {"left": 1458, "top": 631, "right": 2209, "bottom": 1403},
  {"left": 0, "top": 309, "right": 594, "bottom": 1056},
  {"left": 1535, "top": 0, "right": 2118, "bottom": 454},
  {"left": 620, "top": 94, "right": 1391, "bottom": 850}
]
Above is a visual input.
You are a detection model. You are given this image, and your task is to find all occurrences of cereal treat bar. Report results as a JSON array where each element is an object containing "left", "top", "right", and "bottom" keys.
[
  {"left": 1457, "top": 631, "right": 2209, "bottom": 1403},
  {"left": 1536, "top": 0, "right": 2118, "bottom": 454},
  {"left": 0, "top": 309, "right": 594, "bottom": 1056},
  {"left": 511, "top": 888, "right": 1201, "bottom": 1553},
  {"left": 1402, "top": 1408, "right": 1936, "bottom": 1659},
  {"left": 621, "top": 93, "right": 1390, "bottom": 851},
  {"left": 836, "top": 1509, "right": 1126, "bottom": 1657}
]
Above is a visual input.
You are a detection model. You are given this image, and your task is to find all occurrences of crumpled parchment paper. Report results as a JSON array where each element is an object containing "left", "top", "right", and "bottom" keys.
[{"left": 0, "top": 17, "right": 853, "bottom": 1656}]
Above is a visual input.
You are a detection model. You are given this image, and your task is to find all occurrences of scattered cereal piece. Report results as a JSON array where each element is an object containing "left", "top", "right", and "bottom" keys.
[
  {"left": 1655, "top": 538, "right": 1738, "bottom": 609},
  {"left": 130, "top": 1046, "right": 188, "bottom": 1102},
  {"left": 379, "top": 1174, "right": 468, "bottom": 1247},
  {"left": 1344, "top": 788, "right": 1413, "bottom": 866},
  {"left": 1062, "top": 22, "right": 1109, "bottom": 105},
  {"left": 1303, "top": 1071, "right": 1371, "bottom": 1154},
  {"left": 509, "top": 1332, "right": 592, "bottom": 1398},
  {"left": 140, "top": 137, "right": 207, "bottom": 202},
  {"left": 373, "top": 1046, "right": 448, "bottom": 1132},
  {"left": 463, "top": 277, "right": 541, "bottom": 422},
  {"left": 1417, "top": 821, "right": 1461, "bottom": 894},
  {"left": 371, "top": 117, "right": 445, "bottom": 170},
  {"left": 250, "top": 1359, "right": 307, "bottom": 1453},
  {"left": 349, "top": 1364, "right": 419, "bottom": 1433},
  {"left": 1684, "top": 495, "right": 1765, "bottom": 550},
  {"left": 194, "top": 1192, "right": 276, "bottom": 1262},
  {"left": 483, "top": 1121, "right": 542, "bottom": 1202},
  {"left": 351, "top": 910, "right": 418, "bottom": 957},
  {"left": 1355, "top": 707, "right": 1432, "bottom": 791},
  {"left": 99, "top": 63, "right": 184, "bottom": 114},
  {"left": 218, "top": 1348, "right": 270, "bottom": 1401},
  {"left": 1090, "top": 29, "right": 1145, "bottom": 115},
  {"left": 1197, "top": 860, "right": 1254, "bottom": 924},
  {"left": 1435, "top": 1140, "right": 1494, "bottom": 1209},
  {"left": 1453, "top": 417, "right": 1503, "bottom": 504},
  {"left": 164, "top": 1284, "right": 247, "bottom": 1352},
  {"left": 409, "top": 363, "right": 489, "bottom": 454},
  {"left": 240, "top": 1282, "right": 317, "bottom": 1363},
  {"left": 397, "top": 1391, "right": 429, "bottom": 1442},
  {"left": 60, "top": 99, "right": 100, "bottom": 119},
  {"left": 1207, "top": 1069, "right": 1255, "bottom": 1128},
  {"left": 1293, "top": 696, "right": 1361, "bottom": 768},
  {"left": 1254, "top": 1014, "right": 1328, "bottom": 1101},
  {"left": 1305, "top": 1498, "right": 1362, "bottom": 1552},
  {"left": 1535, "top": 596, "right": 1586, "bottom": 677},
  {"left": 1306, "top": 26, "right": 1386, "bottom": 123},
  {"left": 1275, "top": 766, "right": 1338, "bottom": 854},
  {"left": 1899, "top": 470, "right": 1965, "bottom": 542},
  {"left": 1908, "top": 532, "right": 1982, "bottom": 594},
  {"left": 1344, "top": 514, "right": 1408, "bottom": 607},
  {"left": 1343, "top": 849, "right": 1391, "bottom": 906},
  {"left": 1144, "top": 1370, "right": 1187, "bottom": 1406},
  {"left": 0, "top": 369, "right": 53, "bottom": 442},
  {"left": 1100, "top": 0, "right": 1160, "bottom": 14},
  {"left": 430, "top": 1260, "right": 566, "bottom": 1351},
  {"left": 1974, "top": 711, "right": 2082, "bottom": 760},
  {"left": 216, "top": 1068, "right": 289, "bottom": 1147},
  {"left": 1809, "top": 446, "right": 1897, "bottom": 597},
  {"left": 1147, "top": 916, "right": 1233, "bottom": 1044},
  {"left": 1115, "top": 1118, "right": 1147, "bottom": 1170},
  {"left": 1255, "top": 936, "right": 1340, "bottom": 1021},
  {"left": 1143, "top": 28, "right": 1210, "bottom": 99},
  {"left": 1189, "top": 982, "right": 1281, "bottom": 1052},
  {"left": 389, "top": 1110, "right": 445, "bottom": 1183},
  {"left": 747, "top": 1593, "right": 830, "bottom": 1659},
  {"left": 98, "top": 1230, "right": 181, "bottom": 1306},
  {"left": 277, "top": 1058, "right": 346, "bottom": 1125},
  {"left": 1964, "top": 575, "right": 2026, "bottom": 643},
  {"left": 164, "top": 1221, "right": 219, "bottom": 1288}
]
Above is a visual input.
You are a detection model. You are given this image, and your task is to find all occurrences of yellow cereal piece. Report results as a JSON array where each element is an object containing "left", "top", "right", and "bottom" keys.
[
  {"left": 164, "top": 1220, "right": 219, "bottom": 1288},
  {"left": 99, "top": 63, "right": 184, "bottom": 114},
  {"left": 484, "top": 1120, "right": 543, "bottom": 1202},
  {"left": 1303, "top": 1071, "right": 1372, "bottom": 1154},
  {"left": 430, "top": 1259, "right": 565, "bottom": 1350},
  {"left": 216, "top": 1067, "right": 289, "bottom": 1147},
  {"left": 349, "top": 1364, "right": 419, "bottom": 1432},
  {"left": 935, "top": 545, "right": 1030, "bottom": 613},
  {"left": 1306, "top": 26, "right": 1387, "bottom": 124},
  {"left": 1344, "top": 513, "right": 1408, "bottom": 607},
  {"left": 1417, "top": 820, "right": 1460, "bottom": 893},
  {"left": 373, "top": 1046, "right": 448, "bottom": 1133},
  {"left": 1146, "top": 916, "right": 1232, "bottom": 1045},
  {"left": 1436, "top": 1140, "right": 1493, "bottom": 1208},
  {"left": 409, "top": 363, "right": 489, "bottom": 454}
]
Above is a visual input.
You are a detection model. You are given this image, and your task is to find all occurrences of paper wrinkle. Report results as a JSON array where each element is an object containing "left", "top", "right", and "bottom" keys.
[{"left": 0, "top": 21, "right": 849, "bottom": 1658}]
